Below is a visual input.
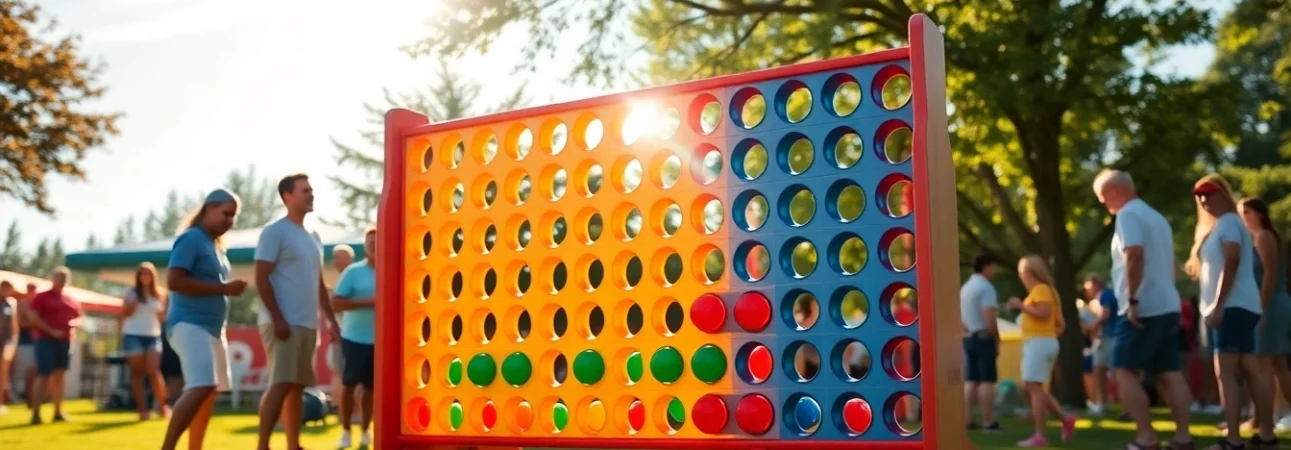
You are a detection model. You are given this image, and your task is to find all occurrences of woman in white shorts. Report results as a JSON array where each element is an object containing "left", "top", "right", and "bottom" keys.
[
  {"left": 1008, "top": 255, "right": 1076, "bottom": 447},
  {"left": 159, "top": 189, "right": 249, "bottom": 450}
]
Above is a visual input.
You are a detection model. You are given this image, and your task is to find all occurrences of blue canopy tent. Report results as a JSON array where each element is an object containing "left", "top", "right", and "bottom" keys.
[{"left": 65, "top": 222, "right": 368, "bottom": 286}]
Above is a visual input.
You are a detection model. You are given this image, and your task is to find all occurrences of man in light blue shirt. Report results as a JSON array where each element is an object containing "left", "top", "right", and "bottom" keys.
[
  {"left": 332, "top": 228, "right": 378, "bottom": 448},
  {"left": 253, "top": 174, "right": 339, "bottom": 450}
]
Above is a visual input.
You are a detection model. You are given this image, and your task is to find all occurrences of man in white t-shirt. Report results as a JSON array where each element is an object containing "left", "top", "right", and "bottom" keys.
[
  {"left": 1093, "top": 169, "right": 1192, "bottom": 449},
  {"left": 960, "top": 254, "right": 1000, "bottom": 431}
]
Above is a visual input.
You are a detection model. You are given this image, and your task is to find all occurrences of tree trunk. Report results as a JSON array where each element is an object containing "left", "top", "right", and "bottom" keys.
[{"left": 1021, "top": 118, "right": 1089, "bottom": 407}]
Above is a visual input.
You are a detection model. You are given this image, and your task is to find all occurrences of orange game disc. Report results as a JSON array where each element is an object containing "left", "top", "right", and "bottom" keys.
[{"left": 514, "top": 401, "right": 534, "bottom": 432}]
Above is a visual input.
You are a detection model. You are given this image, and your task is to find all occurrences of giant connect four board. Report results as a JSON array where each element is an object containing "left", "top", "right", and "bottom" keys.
[{"left": 375, "top": 14, "right": 965, "bottom": 450}]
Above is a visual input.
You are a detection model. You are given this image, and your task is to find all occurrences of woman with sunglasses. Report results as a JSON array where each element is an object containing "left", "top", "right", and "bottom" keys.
[{"left": 1186, "top": 174, "right": 1276, "bottom": 449}]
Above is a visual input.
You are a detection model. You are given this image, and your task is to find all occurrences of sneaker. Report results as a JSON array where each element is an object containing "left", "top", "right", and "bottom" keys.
[
  {"left": 337, "top": 431, "right": 352, "bottom": 449},
  {"left": 1061, "top": 415, "right": 1076, "bottom": 441},
  {"left": 359, "top": 432, "right": 371, "bottom": 447},
  {"left": 983, "top": 422, "right": 1003, "bottom": 432},
  {"left": 1088, "top": 403, "right": 1104, "bottom": 416},
  {"left": 1017, "top": 434, "right": 1049, "bottom": 447},
  {"left": 1276, "top": 415, "right": 1291, "bottom": 432}
]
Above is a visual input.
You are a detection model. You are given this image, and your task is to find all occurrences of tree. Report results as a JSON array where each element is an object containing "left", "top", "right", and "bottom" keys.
[
  {"left": 0, "top": 221, "right": 23, "bottom": 271},
  {"left": 0, "top": 1, "right": 121, "bottom": 214},
  {"left": 113, "top": 165, "right": 282, "bottom": 245},
  {"left": 411, "top": 0, "right": 1232, "bottom": 405},
  {"left": 329, "top": 62, "right": 529, "bottom": 227}
]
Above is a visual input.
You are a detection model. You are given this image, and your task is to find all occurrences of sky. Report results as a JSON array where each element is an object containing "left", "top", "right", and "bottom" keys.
[{"left": 3, "top": 0, "right": 1231, "bottom": 253}]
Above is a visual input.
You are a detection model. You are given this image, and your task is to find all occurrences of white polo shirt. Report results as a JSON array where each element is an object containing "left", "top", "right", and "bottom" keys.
[
  {"left": 960, "top": 273, "right": 998, "bottom": 333},
  {"left": 1110, "top": 199, "right": 1180, "bottom": 317}
]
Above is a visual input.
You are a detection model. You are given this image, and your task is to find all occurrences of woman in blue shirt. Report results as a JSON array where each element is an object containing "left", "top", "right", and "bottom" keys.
[{"left": 160, "top": 189, "right": 250, "bottom": 450}]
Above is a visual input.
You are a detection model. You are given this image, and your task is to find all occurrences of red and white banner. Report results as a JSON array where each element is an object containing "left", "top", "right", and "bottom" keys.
[{"left": 224, "top": 325, "right": 336, "bottom": 391}]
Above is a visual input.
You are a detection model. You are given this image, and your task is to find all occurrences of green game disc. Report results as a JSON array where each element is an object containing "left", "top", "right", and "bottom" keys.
[
  {"left": 626, "top": 351, "right": 643, "bottom": 384},
  {"left": 467, "top": 353, "right": 497, "bottom": 387},
  {"left": 572, "top": 349, "right": 605, "bottom": 385},
  {"left": 667, "top": 397, "right": 685, "bottom": 423},
  {"left": 690, "top": 344, "right": 727, "bottom": 384},
  {"left": 650, "top": 347, "right": 684, "bottom": 384},
  {"left": 449, "top": 401, "right": 463, "bottom": 430},
  {"left": 501, "top": 352, "right": 532, "bottom": 387},
  {"left": 553, "top": 402, "right": 569, "bottom": 431},
  {"left": 447, "top": 358, "right": 462, "bottom": 386}
]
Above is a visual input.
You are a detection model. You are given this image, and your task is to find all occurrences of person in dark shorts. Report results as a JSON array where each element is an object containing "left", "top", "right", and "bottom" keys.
[
  {"left": 960, "top": 254, "right": 1000, "bottom": 431},
  {"left": 25, "top": 267, "right": 82, "bottom": 424},
  {"left": 0, "top": 281, "right": 17, "bottom": 415},
  {"left": 1094, "top": 169, "right": 1193, "bottom": 449},
  {"left": 1187, "top": 175, "right": 1275, "bottom": 448},
  {"left": 159, "top": 320, "right": 184, "bottom": 405},
  {"left": 331, "top": 228, "right": 378, "bottom": 449}
]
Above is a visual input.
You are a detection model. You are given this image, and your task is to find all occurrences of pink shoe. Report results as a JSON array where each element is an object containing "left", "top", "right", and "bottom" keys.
[
  {"left": 1017, "top": 434, "right": 1049, "bottom": 447},
  {"left": 1061, "top": 414, "right": 1076, "bottom": 441}
]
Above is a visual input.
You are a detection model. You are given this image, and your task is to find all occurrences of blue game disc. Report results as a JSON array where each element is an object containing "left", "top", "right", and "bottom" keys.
[{"left": 794, "top": 395, "right": 821, "bottom": 434}]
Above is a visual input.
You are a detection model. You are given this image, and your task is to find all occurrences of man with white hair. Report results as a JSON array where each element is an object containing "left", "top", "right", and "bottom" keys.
[
  {"left": 1093, "top": 169, "right": 1193, "bottom": 449},
  {"left": 25, "top": 267, "right": 82, "bottom": 424}
]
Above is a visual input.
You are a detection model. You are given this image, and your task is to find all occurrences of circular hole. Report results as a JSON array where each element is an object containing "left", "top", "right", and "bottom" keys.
[
  {"left": 876, "top": 119, "right": 913, "bottom": 165},
  {"left": 447, "top": 398, "right": 464, "bottom": 431},
  {"left": 623, "top": 255, "right": 643, "bottom": 289},
  {"left": 583, "top": 116, "right": 604, "bottom": 150},
  {"left": 622, "top": 397, "right": 646, "bottom": 435},
  {"left": 483, "top": 312, "right": 498, "bottom": 343},
  {"left": 880, "top": 72, "right": 912, "bottom": 111},
  {"left": 518, "top": 310, "right": 532, "bottom": 341},
  {"left": 694, "top": 245, "right": 725, "bottom": 285},
  {"left": 542, "top": 168, "right": 568, "bottom": 202},
  {"left": 780, "top": 238, "right": 818, "bottom": 279},
  {"left": 733, "top": 241, "right": 772, "bottom": 283},
  {"left": 881, "top": 283, "right": 919, "bottom": 327},
  {"left": 418, "top": 140, "right": 433, "bottom": 172},
  {"left": 778, "top": 185, "right": 816, "bottom": 227},
  {"left": 689, "top": 94, "right": 722, "bottom": 135},
  {"left": 625, "top": 303, "right": 644, "bottom": 337},
  {"left": 775, "top": 80, "right": 812, "bottom": 124},
  {"left": 656, "top": 396, "right": 686, "bottom": 434},
  {"left": 588, "top": 213, "right": 604, "bottom": 244},
  {"left": 574, "top": 160, "right": 604, "bottom": 198},
  {"left": 731, "top": 87, "right": 766, "bottom": 129},
  {"left": 551, "top": 307, "right": 568, "bottom": 340},
  {"left": 832, "top": 286, "right": 870, "bottom": 329},
  {"left": 784, "top": 342, "right": 821, "bottom": 383},
  {"left": 511, "top": 126, "right": 533, "bottom": 160},
  {"left": 505, "top": 261, "right": 531, "bottom": 296},
  {"left": 551, "top": 399, "right": 570, "bottom": 433},
  {"left": 579, "top": 397, "right": 607, "bottom": 434},
  {"left": 734, "top": 342, "right": 774, "bottom": 384},
  {"left": 408, "top": 397, "right": 431, "bottom": 432},
  {"left": 833, "top": 395, "right": 873, "bottom": 437},
  {"left": 663, "top": 301, "right": 684, "bottom": 335},
  {"left": 505, "top": 397, "right": 534, "bottom": 434},
  {"left": 473, "top": 132, "right": 499, "bottom": 165},
  {"left": 651, "top": 152, "right": 682, "bottom": 190},
  {"left": 828, "top": 233, "right": 869, "bottom": 276},
  {"left": 782, "top": 289, "right": 819, "bottom": 331},
  {"left": 450, "top": 182, "right": 465, "bottom": 212},
  {"left": 418, "top": 359, "right": 430, "bottom": 387},
  {"left": 880, "top": 228, "right": 916, "bottom": 273},
  {"left": 551, "top": 216, "right": 568, "bottom": 247},
  {"left": 551, "top": 353, "right": 569, "bottom": 387},
  {"left": 885, "top": 392, "right": 923, "bottom": 436},
  {"left": 612, "top": 204, "right": 644, "bottom": 242},
  {"left": 652, "top": 249, "right": 683, "bottom": 287},
  {"left": 832, "top": 340, "right": 873, "bottom": 382},
  {"left": 690, "top": 144, "right": 722, "bottom": 186},
  {"left": 731, "top": 139, "right": 768, "bottom": 181},
  {"left": 651, "top": 200, "right": 683, "bottom": 238},
  {"left": 448, "top": 227, "right": 464, "bottom": 257},
  {"left": 824, "top": 73, "right": 861, "bottom": 117},
  {"left": 825, "top": 127, "right": 864, "bottom": 169},
  {"left": 547, "top": 121, "right": 568, "bottom": 155},
  {"left": 614, "top": 349, "right": 644, "bottom": 387},
  {"left": 694, "top": 196, "right": 724, "bottom": 235},
  {"left": 512, "top": 219, "right": 531, "bottom": 251},
  {"left": 502, "top": 307, "right": 530, "bottom": 343},
  {"left": 420, "top": 231, "right": 432, "bottom": 258},
  {"left": 421, "top": 188, "right": 433, "bottom": 215},
  {"left": 878, "top": 172, "right": 913, "bottom": 218},
  {"left": 481, "top": 267, "right": 498, "bottom": 298},
  {"left": 777, "top": 133, "right": 814, "bottom": 175},
  {"left": 419, "top": 316, "right": 431, "bottom": 345},
  {"left": 450, "top": 271, "right": 464, "bottom": 299},
  {"left": 450, "top": 314, "right": 464, "bottom": 344},
  {"left": 502, "top": 170, "right": 531, "bottom": 206},
  {"left": 443, "top": 137, "right": 464, "bottom": 169},
  {"left": 585, "top": 258, "right": 604, "bottom": 291},
  {"left": 588, "top": 305, "right": 605, "bottom": 339},
  {"left": 733, "top": 190, "right": 769, "bottom": 232},
  {"left": 611, "top": 157, "right": 644, "bottom": 194},
  {"left": 420, "top": 274, "right": 431, "bottom": 301},
  {"left": 550, "top": 261, "right": 568, "bottom": 294},
  {"left": 883, "top": 338, "right": 921, "bottom": 381},
  {"left": 826, "top": 180, "right": 866, "bottom": 223},
  {"left": 444, "top": 356, "right": 463, "bottom": 388}
]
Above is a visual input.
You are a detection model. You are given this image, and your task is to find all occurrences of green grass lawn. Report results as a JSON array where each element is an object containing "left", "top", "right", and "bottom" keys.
[{"left": 0, "top": 399, "right": 1282, "bottom": 449}]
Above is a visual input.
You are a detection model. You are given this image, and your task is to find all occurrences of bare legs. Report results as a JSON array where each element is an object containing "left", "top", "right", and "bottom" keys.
[
  {"left": 1216, "top": 352, "right": 1276, "bottom": 445},
  {"left": 144, "top": 350, "right": 171, "bottom": 418},
  {"left": 256, "top": 383, "right": 304, "bottom": 450},
  {"left": 1025, "top": 381, "right": 1064, "bottom": 439},
  {"left": 127, "top": 354, "right": 149, "bottom": 419},
  {"left": 963, "top": 381, "right": 996, "bottom": 427},
  {"left": 160, "top": 386, "right": 216, "bottom": 450}
]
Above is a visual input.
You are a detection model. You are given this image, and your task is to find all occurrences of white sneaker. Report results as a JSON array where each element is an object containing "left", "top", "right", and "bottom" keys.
[
  {"left": 360, "top": 431, "right": 372, "bottom": 447},
  {"left": 1087, "top": 403, "right": 1104, "bottom": 416},
  {"left": 337, "top": 431, "right": 352, "bottom": 449},
  {"left": 1277, "top": 415, "right": 1291, "bottom": 432}
]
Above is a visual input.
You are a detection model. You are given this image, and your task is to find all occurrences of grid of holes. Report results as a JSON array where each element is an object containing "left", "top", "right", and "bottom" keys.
[{"left": 408, "top": 64, "right": 920, "bottom": 438}]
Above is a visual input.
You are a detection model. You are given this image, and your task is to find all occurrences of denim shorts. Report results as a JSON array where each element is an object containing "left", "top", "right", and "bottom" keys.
[
  {"left": 1112, "top": 312, "right": 1181, "bottom": 373},
  {"left": 122, "top": 334, "right": 162, "bottom": 355},
  {"left": 34, "top": 339, "right": 71, "bottom": 375},
  {"left": 962, "top": 332, "right": 998, "bottom": 382},
  {"left": 1207, "top": 307, "right": 1261, "bottom": 354}
]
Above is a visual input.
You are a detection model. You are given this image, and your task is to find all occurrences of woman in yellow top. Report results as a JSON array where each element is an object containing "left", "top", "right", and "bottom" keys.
[{"left": 1007, "top": 255, "right": 1076, "bottom": 447}]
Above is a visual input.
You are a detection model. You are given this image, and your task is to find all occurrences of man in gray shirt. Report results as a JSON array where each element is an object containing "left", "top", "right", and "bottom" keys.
[
  {"left": 254, "top": 173, "right": 340, "bottom": 450},
  {"left": 960, "top": 254, "right": 1001, "bottom": 431}
]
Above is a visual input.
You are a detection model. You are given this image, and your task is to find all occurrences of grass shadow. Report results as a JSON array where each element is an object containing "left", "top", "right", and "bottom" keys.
[
  {"left": 72, "top": 419, "right": 141, "bottom": 434},
  {"left": 227, "top": 421, "right": 338, "bottom": 436}
]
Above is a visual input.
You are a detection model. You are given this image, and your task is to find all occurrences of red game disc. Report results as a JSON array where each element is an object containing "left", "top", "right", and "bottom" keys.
[
  {"left": 482, "top": 401, "right": 497, "bottom": 431},
  {"left": 733, "top": 292, "right": 771, "bottom": 332},
  {"left": 842, "top": 398, "right": 872, "bottom": 435},
  {"left": 690, "top": 294, "right": 726, "bottom": 334},
  {"left": 627, "top": 399, "right": 646, "bottom": 432},
  {"left": 734, "top": 394, "right": 773, "bottom": 435},
  {"left": 406, "top": 397, "right": 430, "bottom": 432},
  {"left": 747, "top": 344, "right": 773, "bottom": 383},
  {"left": 691, "top": 394, "right": 728, "bottom": 434}
]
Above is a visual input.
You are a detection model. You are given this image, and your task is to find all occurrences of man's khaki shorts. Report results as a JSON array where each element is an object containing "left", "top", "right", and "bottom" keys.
[{"left": 259, "top": 324, "right": 317, "bottom": 386}]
